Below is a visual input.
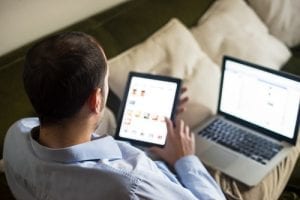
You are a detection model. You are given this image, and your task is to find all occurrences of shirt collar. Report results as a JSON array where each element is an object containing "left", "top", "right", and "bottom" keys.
[{"left": 30, "top": 132, "right": 122, "bottom": 164}]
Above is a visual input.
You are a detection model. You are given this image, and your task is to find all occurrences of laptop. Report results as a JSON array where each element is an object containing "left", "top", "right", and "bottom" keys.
[{"left": 194, "top": 56, "right": 300, "bottom": 186}]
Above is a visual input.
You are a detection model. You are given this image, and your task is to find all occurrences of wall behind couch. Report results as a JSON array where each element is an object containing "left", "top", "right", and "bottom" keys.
[{"left": 0, "top": 0, "right": 128, "bottom": 57}]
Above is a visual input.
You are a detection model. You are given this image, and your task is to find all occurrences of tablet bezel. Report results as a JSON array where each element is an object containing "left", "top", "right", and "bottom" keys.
[{"left": 114, "top": 71, "right": 182, "bottom": 147}]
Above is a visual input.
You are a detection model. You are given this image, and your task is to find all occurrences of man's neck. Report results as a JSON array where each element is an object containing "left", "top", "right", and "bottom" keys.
[{"left": 39, "top": 118, "right": 94, "bottom": 149}]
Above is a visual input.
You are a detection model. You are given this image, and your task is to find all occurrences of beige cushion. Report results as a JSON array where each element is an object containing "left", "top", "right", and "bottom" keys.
[
  {"left": 248, "top": 0, "right": 300, "bottom": 47},
  {"left": 95, "top": 107, "right": 117, "bottom": 136},
  {"left": 108, "top": 18, "right": 220, "bottom": 128},
  {"left": 190, "top": 0, "right": 291, "bottom": 70}
]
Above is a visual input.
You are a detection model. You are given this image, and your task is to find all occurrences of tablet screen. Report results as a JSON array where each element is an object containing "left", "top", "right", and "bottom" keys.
[{"left": 115, "top": 72, "right": 181, "bottom": 147}]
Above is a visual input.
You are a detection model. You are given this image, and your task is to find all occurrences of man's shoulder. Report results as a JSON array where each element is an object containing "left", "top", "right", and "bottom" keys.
[
  {"left": 3, "top": 118, "right": 140, "bottom": 200},
  {"left": 7, "top": 117, "right": 39, "bottom": 135},
  {"left": 4, "top": 118, "right": 38, "bottom": 149},
  {"left": 3, "top": 118, "right": 38, "bottom": 169},
  {"left": 4, "top": 117, "right": 36, "bottom": 144}
]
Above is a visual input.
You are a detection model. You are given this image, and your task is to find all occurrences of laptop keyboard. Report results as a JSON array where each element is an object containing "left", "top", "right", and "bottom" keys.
[{"left": 199, "top": 118, "right": 283, "bottom": 165}]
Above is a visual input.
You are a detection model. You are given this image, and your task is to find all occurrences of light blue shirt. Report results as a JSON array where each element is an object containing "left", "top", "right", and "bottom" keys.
[{"left": 4, "top": 118, "right": 226, "bottom": 200}]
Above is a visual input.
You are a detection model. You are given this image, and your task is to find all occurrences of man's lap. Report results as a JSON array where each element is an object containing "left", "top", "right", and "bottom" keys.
[{"left": 208, "top": 138, "right": 300, "bottom": 200}]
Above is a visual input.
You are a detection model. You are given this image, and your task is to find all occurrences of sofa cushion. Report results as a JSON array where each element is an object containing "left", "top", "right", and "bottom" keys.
[
  {"left": 108, "top": 18, "right": 220, "bottom": 128},
  {"left": 247, "top": 0, "right": 300, "bottom": 48},
  {"left": 95, "top": 107, "right": 117, "bottom": 136},
  {"left": 190, "top": 0, "right": 291, "bottom": 70}
]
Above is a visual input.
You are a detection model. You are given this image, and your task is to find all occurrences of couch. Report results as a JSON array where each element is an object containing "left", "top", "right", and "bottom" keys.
[{"left": 0, "top": 0, "right": 299, "bottom": 199}]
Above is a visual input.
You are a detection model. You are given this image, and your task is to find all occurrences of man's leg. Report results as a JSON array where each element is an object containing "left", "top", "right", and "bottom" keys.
[{"left": 208, "top": 138, "right": 300, "bottom": 200}]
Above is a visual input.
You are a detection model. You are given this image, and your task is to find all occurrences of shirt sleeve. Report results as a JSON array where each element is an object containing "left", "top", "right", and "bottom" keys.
[
  {"left": 174, "top": 155, "right": 226, "bottom": 200},
  {"left": 131, "top": 170, "right": 199, "bottom": 200},
  {"left": 131, "top": 156, "right": 226, "bottom": 200}
]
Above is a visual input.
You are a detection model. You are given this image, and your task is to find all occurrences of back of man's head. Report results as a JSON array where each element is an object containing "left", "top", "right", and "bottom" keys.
[{"left": 23, "top": 32, "right": 107, "bottom": 126}]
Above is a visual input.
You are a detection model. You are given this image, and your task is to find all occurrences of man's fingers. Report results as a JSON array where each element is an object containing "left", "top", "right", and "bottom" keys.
[
  {"left": 177, "top": 96, "right": 189, "bottom": 115},
  {"left": 181, "top": 86, "right": 188, "bottom": 94},
  {"left": 165, "top": 118, "right": 174, "bottom": 137},
  {"left": 179, "top": 96, "right": 189, "bottom": 105},
  {"left": 176, "top": 107, "right": 185, "bottom": 114},
  {"left": 185, "top": 125, "right": 190, "bottom": 136},
  {"left": 177, "top": 119, "right": 184, "bottom": 137}
]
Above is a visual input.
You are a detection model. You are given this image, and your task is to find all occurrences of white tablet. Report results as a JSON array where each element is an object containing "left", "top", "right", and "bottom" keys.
[{"left": 115, "top": 72, "right": 182, "bottom": 147}]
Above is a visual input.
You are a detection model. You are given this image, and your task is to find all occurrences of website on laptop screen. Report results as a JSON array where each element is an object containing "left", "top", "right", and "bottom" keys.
[{"left": 220, "top": 59, "right": 300, "bottom": 139}]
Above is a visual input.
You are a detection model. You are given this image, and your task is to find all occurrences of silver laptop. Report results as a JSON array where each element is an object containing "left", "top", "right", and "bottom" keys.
[{"left": 194, "top": 56, "right": 300, "bottom": 186}]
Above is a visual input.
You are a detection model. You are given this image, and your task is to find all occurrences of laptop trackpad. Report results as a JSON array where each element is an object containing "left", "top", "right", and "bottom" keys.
[{"left": 200, "top": 147, "right": 238, "bottom": 169}]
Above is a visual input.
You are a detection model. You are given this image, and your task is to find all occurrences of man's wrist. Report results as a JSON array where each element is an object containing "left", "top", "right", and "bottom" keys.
[{"left": 174, "top": 155, "right": 206, "bottom": 175}]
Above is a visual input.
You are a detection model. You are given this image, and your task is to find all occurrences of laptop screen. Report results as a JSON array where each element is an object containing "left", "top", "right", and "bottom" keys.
[{"left": 219, "top": 57, "right": 300, "bottom": 142}]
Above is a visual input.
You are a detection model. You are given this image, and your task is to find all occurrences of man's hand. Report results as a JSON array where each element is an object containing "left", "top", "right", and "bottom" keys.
[
  {"left": 150, "top": 118, "right": 195, "bottom": 167},
  {"left": 177, "top": 87, "right": 189, "bottom": 115}
]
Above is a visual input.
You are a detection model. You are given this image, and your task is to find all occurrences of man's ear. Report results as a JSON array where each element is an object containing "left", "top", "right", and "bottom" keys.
[{"left": 88, "top": 88, "right": 102, "bottom": 114}]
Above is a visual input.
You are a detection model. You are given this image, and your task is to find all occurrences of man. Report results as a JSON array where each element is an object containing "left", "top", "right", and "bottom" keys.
[{"left": 3, "top": 32, "right": 226, "bottom": 199}]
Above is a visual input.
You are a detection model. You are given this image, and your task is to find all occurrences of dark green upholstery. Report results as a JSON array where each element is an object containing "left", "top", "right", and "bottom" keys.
[
  {"left": 284, "top": 45, "right": 300, "bottom": 75},
  {"left": 0, "top": 0, "right": 299, "bottom": 199}
]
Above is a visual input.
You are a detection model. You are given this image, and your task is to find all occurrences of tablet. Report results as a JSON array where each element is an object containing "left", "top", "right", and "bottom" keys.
[{"left": 115, "top": 72, "right": 182, "bottom": 147}]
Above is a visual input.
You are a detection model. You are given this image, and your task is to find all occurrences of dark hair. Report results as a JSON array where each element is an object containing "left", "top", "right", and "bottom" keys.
[{"left": 23, "top": 32, "right": 107, "bottom": 125}]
